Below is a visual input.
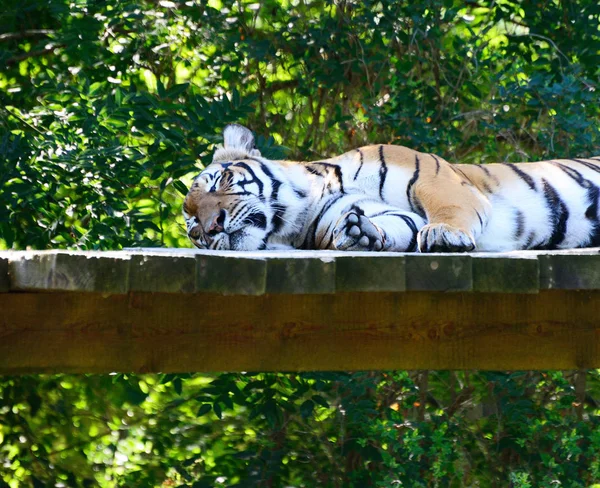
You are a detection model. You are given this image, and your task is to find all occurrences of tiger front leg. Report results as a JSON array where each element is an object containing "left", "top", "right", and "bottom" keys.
[
  {"left": 332, "top": 208, "right": 426, "bottom": 252},
  {"left": 313, "top": 197, "right": 426, "bottom": 252},
  {"left": 412, "top": 166, "right": 491, "bottom": 253},
  {"left": 332, "top": 210, "right": 385, "bottom": 251},
  {"left": 417, "top": 221, "right": 477, "bottom": 253}
]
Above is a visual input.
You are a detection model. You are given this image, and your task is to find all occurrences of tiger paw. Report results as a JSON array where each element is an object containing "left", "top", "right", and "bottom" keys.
[
  {"left": 333, "top": 211, "right": 385, "bottom": 251},
  {"left": 417, "top": 223, "right": 475, "bottom": 253}
]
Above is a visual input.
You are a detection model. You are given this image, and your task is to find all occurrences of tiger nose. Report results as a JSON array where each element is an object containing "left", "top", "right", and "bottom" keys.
[{"left": 207, "top": 209, "right": 227, "bottom": 236}]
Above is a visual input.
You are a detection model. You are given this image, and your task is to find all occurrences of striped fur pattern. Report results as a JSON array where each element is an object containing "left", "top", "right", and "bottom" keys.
[{"left": 183, "top": 124, "right": 600, "bottom": 252}]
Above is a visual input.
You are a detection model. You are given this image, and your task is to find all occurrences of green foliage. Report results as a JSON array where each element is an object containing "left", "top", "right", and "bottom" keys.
[
  {"left": 1, "top": 0, "right": 598, "bottom": 251},
  {"left": 1, "top": 0, "right": 599, "bottom": 486},
  {"left": 3, "top": 372, "right": 600, "bottom": 486}
]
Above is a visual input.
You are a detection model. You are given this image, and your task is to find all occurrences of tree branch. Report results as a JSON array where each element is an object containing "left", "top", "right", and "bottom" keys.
[
  {"left": 5, "top": 44, "right": 65, "bottom": 66},
  {"left": 250, "top": 79, "right": 299, "bottom": 97},
  {"left": 0, "top": 30, "right": 55, "bottom": 42}
]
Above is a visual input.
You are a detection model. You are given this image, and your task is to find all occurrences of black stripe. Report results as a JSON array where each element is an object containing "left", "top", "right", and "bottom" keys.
[
  {"left": 209, "top": 174, "right": 221, "bottom": 192},
  {"left": 473, "top": 164, "right": 500, "bottom": 189},
  {"left": 349, "top": 204, "right": 365, "bottom": 216},
  {"left": 369, "top": 210, "right": 401, "bottom": 218},
  {"left": 302, "top": 194, "right": 346, "bottom": 249},
  {"left": 243, "top": 211, "right": 267, "bottom": 229},
  {"left": 228, "top": 200, "right": 244, "bottom": 220},
  {"left": 448, "top": 164, "right": 459, "bottom": 177},
  {"left": 320, "top": 221, "right": 335, "bottom": 249},
  {"left": 259, "top": 162, "right": 286, "bottom": 233},
  {"left": 232, "top": 162, "right": 265, "bottom": 197},
  {"left": 354, "top": 149, "right": 364, "bottom": 180},
  {"left": 477, "top": 164, "right": 491, "bottom": 176},
  {"left": 333, "top": 164, "right": 345, "bottom": 194},
  {"left": 319, "top": 185, "right": 327, "bottom": 200},
  {"left": 406, "top": 155, "right": 424, "bottom": 217},
  {"left": 536, "top": 179, "right": 569, "bottom": 249},
  {"left": 584, "top": 185, "right": 600, "bottom": 246},
  {"left": 431, "top": 154, "right": 441, "bottom": 176},
  {"left": 514, "top": 210, "right": 525, "bottom": 240},
  {"left": 378, "top": 145, "right": 388, "bottom": 200},
  {"left": 271, "top": 199, "right": 285, "bottom": 234},
  {"left": 585, "top": 195, "right": 598, "bottom": 220},
  {"left": 305, "top": 166, "right": 325, "bottom": 177},
  {"left": 310, "top": 162, "right": 345, "bottom": 194},
  {"left": 570, "top": 158, "right": 600, "bottom": 175},
  {"left": 503, "top": 163, "right": 536, "bottom": 190},
  {"left": 552, "top": 162, "right": 591, "bottom": 188},
  {"left": 397, "top": 214, "right": 418, "bottom": 251},
  {"left": 571, "top": 162, "right": 600, "bottom": 245},
  {"left": 258, "top": 161, "right": 276, "bottom": 180},
  {"left": 481, "top": 181, "right": 493, "bottom": 194},
  {"left": 586, "top": 190, "right": 600, "bottom": 246},
  {"left": 368, "top": 210, "right": 418, "bottom": 221},
  {"left": 450, "top": 165, "right": 472, "bottom": 185},
  {"left": 233, "top": 161, "right": 260, "bottom": 178},
  {"left": 369, "top": 212, "right": 418, "bottom": 251},
  {"left": 475, "top": 210, "right": 484, "bottom": 228},
  {"left": 588, "top": 210, "right": 600, "bottom": 247},
  {"left": 524, "top": 231, "right": 536, "bottom": 249},
  {"left": 293, "top": 187, "right": 307, "bottom": 199},
  {"left": 361, "top": 210, "right": 418, "bottom": 251},
  {"left": 553, "top": 162, "right": 600, "bottom": 245}
]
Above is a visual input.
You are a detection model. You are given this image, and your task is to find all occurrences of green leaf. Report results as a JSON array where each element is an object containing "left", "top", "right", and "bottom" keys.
[
  {"left": 312, "top": 395, "right": 329, "bottom": 408},
  {"left": 173, "top": 377, "right": 183, "bottom": 396},
  {"left": 173, "top": 180, "right": 189, "bottom": 197},
  {"left": 197, "top": 404, "right": 212, "bottom": 417},
  {"left": 213, "top": 402, "right": 222, "bottom": 419},
  {"left": 167, "top": 83, "right": 190, "bottom": 99},
  {"left": 300, "top": 399, "right": 314, "bottom": 419}
]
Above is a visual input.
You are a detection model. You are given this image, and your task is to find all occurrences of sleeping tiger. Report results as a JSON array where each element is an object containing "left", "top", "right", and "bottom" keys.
[{"left": 183, "top": 124, "right": 600, "bottom": 253}]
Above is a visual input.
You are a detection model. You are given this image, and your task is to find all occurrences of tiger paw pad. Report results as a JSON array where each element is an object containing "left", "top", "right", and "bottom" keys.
[{"left": 333, "top": 211, "right": 385, "bottom": 251}]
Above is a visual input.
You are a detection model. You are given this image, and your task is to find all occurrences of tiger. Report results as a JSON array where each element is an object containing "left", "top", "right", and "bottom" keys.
[{"left": 183, "top": 123, "right": 600, "bottom": 253}]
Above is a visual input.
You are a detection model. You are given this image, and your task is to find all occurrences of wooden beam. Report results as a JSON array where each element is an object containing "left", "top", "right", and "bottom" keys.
[
  {"left": 1, "top": 289, "right": 599, "bottom": 373},
  {"left": 3, "top": 248, "right": 600, "bottom": 295},
  {"left": 2, "top": 249, "right": 600, "bottom": 373}
]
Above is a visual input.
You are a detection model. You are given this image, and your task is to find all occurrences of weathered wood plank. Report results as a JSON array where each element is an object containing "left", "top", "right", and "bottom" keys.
[
  {"left": 539, "top": 253, "right": 600, "bottom": 290},
  {"left": 335, "top": 255, "right": 406, "bottom": 292},
  {"left": 130, "top": 253, "right": 196, "bottom": 293},
  {"left": 4, "top": 249, "right": 600, "bottom": 296},
  {"left": 266, "top": 257, "right": 336, "bottom": 294},
  {"left": 9, "top": 251, "right": 130, "bottom": 293},
  {"left": 405, "top": 254, "right": 472, "bottom": 291},
  {"left": 1, "top": 290, "right": 599, "bottom": 373},
  {"left": 0, "top": 255, "right": 8, "bottom": 292},
  {"left": 196, "top": 254, "right": 266, "bottom": 295},
  {"left": 473, "top": 254, "right": 539, "bottom": 293}
]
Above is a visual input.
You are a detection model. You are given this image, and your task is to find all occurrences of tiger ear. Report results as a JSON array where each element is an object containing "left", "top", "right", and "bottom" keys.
[
  {"left": 213, "top": 124, "right": 262, "bottom": 162},
  {"left": 223, "top": 124, "right": 259, "bottom": 154}
]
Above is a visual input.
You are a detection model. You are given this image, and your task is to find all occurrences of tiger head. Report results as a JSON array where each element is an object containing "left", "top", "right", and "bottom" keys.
[{"left": 183, "top": 124, "right": 304, "bottom": 250}]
